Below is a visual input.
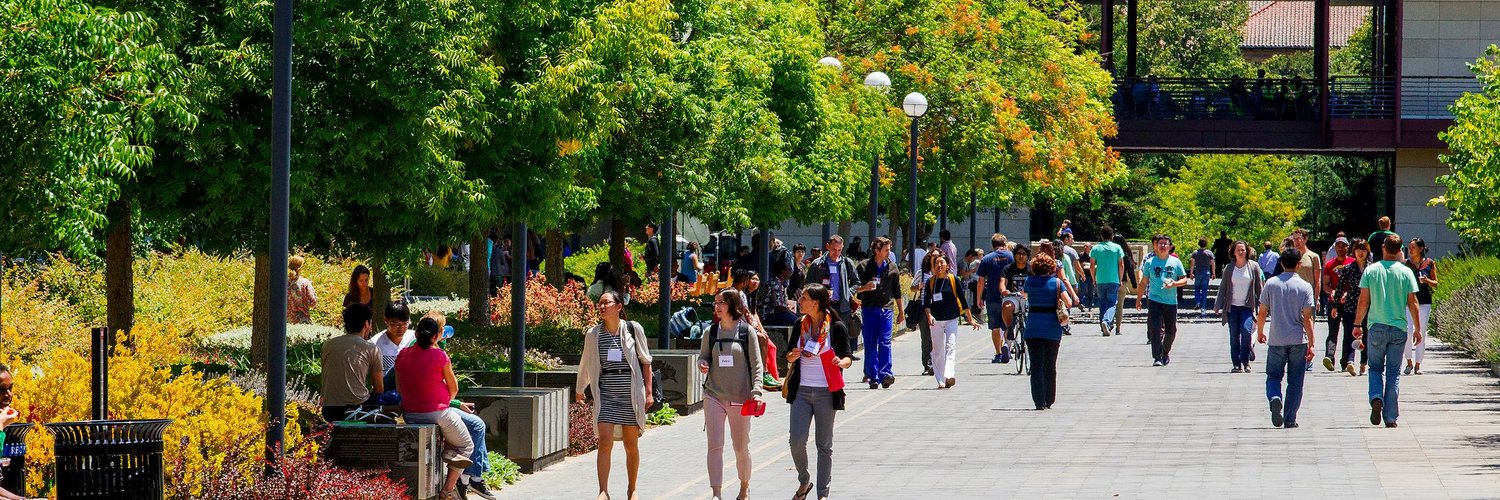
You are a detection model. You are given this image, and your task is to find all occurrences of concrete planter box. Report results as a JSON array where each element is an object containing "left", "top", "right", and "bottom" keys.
[
  {"left": 328, "top": 423, "right": 442, "bottom": 499},
  {"left": 1490, "top": 362, "right": 1500, "bottom": 378},
  {"left": 461, "top": 367, "right": 581, "bottom": 394},
  {"left": 459, "top": 387, "right": 570, "bottom": 473},
  {"left": 653, "top": 350, "right": 705, "bottom": 415},
  {"left": 764, "top": 326, "right": 793, "bottom": 374}
]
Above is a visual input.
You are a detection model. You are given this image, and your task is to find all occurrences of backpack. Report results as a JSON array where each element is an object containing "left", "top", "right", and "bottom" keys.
[{"left": 707, "top": 322, "right": 753, "bottom": 382}]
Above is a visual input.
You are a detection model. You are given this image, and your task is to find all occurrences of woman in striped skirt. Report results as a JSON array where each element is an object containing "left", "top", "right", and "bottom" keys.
[{"left": 576, "top": 291, "right": 653, "bottom": 500}]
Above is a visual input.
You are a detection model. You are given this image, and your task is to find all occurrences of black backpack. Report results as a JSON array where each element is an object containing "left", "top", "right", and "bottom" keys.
[{"left": 707, "top": 322, "right": 753, "bottom": 382}]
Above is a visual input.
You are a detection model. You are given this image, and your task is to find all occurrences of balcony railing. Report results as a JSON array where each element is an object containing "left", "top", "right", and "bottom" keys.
[{"left": 1114, "top": 76, "right": 1482, "bottom": 121}]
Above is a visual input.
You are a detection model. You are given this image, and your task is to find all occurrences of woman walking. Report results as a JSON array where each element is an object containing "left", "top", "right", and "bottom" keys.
[
  {"left": 784, "top": 284, "right": 853, "bottom": 500},
  {"left": 394, "top": 316, "right": 475, "bottom": 499},
  {"left": 697, "top": 289, "right": 764, "bottom": 500},
  {"left": 1331, "top": 239, "right": 1370, "bottom": 376},
  {"left": 1024, "top": 253, "right": 1073, "bottom": 410},
  {"left": 1404, "top": 238, "right": 1437, "bottom": 375},
  {"left": 575, "top": 291, "right": 653, "bottom": 500},
  {"left": 923, "top": 254, "right": 975, "bottom": 389},
  {"left": 287, "top": 255, "right": 318, "bottom": 324},
  {"left": 343, "top": 264, "right": 374, "bottom": 308},
  {"left": 1214, "top": 240, "right": 1264, "bottom": 373}
]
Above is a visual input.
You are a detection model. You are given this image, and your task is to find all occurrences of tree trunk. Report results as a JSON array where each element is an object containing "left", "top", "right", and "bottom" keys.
[
  {"left": 105, "top": 198, "right": 134, "bottom": 337},
  {"left": 545, "top": 229, "right": 565, "bottom": 289},
  {"left": 372, "top": 258, "right": 391, "bottom": 331},
  {"left": 837, "top": 220, "right": 852, "bottom": 245},
  {"left": 251, "top": 251, "right": 270, "bottom": 369},
  {"left": 468, "top": 233, "right": 490, "bottom": 326},
  {"left": 609, "top": 218, "right": 627, "bottom": 271}
]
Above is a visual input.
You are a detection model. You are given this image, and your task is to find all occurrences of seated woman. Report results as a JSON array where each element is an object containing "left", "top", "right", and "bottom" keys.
[
  {"left": 587, "top": 262, "right": 628, "bottom": 303},
  {"left": 395, "top": 316, "right": 475, "bottom": 499}
]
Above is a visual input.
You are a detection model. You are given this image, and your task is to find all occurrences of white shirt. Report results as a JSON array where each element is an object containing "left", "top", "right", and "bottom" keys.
[
  {"left": 372, "top": 328, "right": 416, "bottom": 374},
  {"left": 1231, "top": 264, "right": 1253, "bottom": 307},
  {"left": 798, "top": 323, "right": 830, "bottom": 388}
]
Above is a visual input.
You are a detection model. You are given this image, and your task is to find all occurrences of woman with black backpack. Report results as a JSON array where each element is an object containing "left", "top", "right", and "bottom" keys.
[{"left": 697, "top": 288, "right": 764, "bottom": 500}]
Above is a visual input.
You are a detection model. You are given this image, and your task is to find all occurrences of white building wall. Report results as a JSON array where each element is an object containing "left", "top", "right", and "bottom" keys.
[
  {"left": 1394, "top": 148, "right": 1462, "bottom": 257},
  {"left": 1401, "top": 0, "right": 1499, "bottom": 117}
]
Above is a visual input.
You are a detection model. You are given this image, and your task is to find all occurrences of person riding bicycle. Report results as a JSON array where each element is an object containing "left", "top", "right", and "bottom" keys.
[{"left": 999, "top": 245, "right": 1033, "bottom": 350}]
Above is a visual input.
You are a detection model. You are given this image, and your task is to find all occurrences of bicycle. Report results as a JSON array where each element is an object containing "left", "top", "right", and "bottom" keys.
[{"left": 1002, "top": 293, "right": 1029, "bottom": 376}]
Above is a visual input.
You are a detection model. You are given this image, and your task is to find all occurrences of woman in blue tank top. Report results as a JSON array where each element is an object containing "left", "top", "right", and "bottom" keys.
[{"left": 1024, "top": 253, "right": 1073, "bottom": 410}]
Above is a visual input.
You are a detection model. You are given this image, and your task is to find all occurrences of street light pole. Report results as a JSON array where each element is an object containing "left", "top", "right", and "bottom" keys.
[
  {"left": 903, "top": 92, "right": 927, "bottom": 274},
  {"left": 658, "top": 206, "right": 673, "bottom": 349},
  {"left": 266, "top": 0, "right": 293, "bottom": 462},
  {"left": 864, "top": 72, "right": 891, "bottom": 246}
]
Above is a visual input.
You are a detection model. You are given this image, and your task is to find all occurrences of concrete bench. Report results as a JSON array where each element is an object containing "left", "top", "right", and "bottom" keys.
[
  {"left": 459, "top": 387, "right": 570, "bottom": 473},
  {"left": 460, "top": 367, "right": 581, "bottom": 395},
  {"left": 327, "top": 423, "right": 442, "bottom": 499}
]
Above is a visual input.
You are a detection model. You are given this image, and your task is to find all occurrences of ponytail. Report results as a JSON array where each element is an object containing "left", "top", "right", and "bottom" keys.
[{"left": 415, "top": 317, "right": 441, "bottom": 349}]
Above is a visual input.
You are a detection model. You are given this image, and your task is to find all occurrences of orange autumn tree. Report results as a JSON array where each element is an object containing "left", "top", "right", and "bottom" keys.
[{"left": 815, "top": 0, "right": 1123, "bottom": 239}]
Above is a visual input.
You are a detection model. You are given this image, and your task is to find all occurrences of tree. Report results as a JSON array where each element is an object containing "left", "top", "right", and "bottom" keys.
[
  {"left": 1132, "top": 0, "right": 1252, "bottom": 78},
  {"left": 1437, "top": 45, "right": 1500, "bottom": 255},
  {"left": 1142, "top": 155, "right": 1304, "bottom": 246},
  {"left": 0, "top": 0, "right": 197, "bottom": 334}
]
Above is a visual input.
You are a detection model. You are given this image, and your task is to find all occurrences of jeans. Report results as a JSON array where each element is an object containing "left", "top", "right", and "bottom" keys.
[
  {"left": 1146, "top": 300, "right": 1178, "bottom": 361},
  {"left": 1227, "top": 305, "right": 1254, "bottom": 367},
  {"left": 789, "top": 386, "right": 835, "bottom": 497},
  {"left": 1330, "top": 311, "right": 1366, "bottom": 368},
  {"left": 1096, "top": 283, "right": 1120, "bottom": 333},
  {"left": 917, "top": 307, "right": 933, "bottom": 372},
  {"left": 1193, "top": 270, "right": 1212, "bottom": 310},
  {"left": 860, "top": 307, "right": 894, "bottom": 381},
  {"left": 1367, "top": 323, "right": 1406, "bottom": 423},
  {"left": 1025, "top": 338, "right": 1060, "bottom": 408},
  {"left": 1265, "top": 344, "right": 1308, "bottom": 424},
  {"left": 457, "top": 410, "right": 489, "bottom": 477},
  {"left": 1080, "top": 277, "right": 1096, "bottom": 309}
]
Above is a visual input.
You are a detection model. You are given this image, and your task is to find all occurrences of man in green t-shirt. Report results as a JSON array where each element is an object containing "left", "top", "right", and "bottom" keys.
[
  {"left": 1367, "top": 216, "right": 1398, "bottom": 263},
  {"left": 1353, "top": 233, "right": 1420, "bottom": 428},
  {"left": 1138, "top": 234, "right": 1188, "bottom": 366},
  {"left": 1089, "top": 226, "right": 1126, "bottom": 336}
]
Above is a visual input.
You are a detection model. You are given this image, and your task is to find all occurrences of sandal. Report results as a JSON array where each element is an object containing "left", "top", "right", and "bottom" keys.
[{"left": 793, "top": 483, "right": 813, "bottom": 500}]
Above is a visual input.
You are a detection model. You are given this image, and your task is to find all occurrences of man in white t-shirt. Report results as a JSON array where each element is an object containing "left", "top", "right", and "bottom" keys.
[{"left": 372, "top": 302, "right": 416, "bottom": 386}]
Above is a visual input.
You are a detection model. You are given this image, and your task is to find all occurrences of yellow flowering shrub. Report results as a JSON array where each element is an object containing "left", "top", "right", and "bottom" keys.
[
  {"left": 6, "top": 322, "right": 298, "bottom": 498},
  {"left": 0, "top": 281, "right": 89, "bottom": 359}
]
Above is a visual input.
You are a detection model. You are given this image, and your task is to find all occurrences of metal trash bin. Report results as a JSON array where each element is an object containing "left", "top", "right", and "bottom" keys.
[
  {"left": 46, "top": 419, "right": 172, "bottom": 499},
  {"left": 1, "top": 422, "right": 33, "bottom": 495}
]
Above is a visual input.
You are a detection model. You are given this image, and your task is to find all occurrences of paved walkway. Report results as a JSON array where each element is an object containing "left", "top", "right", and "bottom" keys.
[{"left": 500, "top": 319, "right": 1500, "bottom": 499}]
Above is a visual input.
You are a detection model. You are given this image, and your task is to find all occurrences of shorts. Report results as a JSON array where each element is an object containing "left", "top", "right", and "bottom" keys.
[{"left": 986, "top": 301, "right": 1006, "bottom": 329}]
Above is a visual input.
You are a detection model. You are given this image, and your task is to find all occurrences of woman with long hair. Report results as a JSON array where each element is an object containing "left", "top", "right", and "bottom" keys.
[
  {"left": 575, "top": 291, "right": 653, "bottom": 500},
  {"left": 783, "top": 283, "right": 853, "bottom": 500},
  {"left": 394, "top": 316, "right": 474, "bottom": 499},
  {"left": 1214, "top": 240, "right": 1264, "bottom": 373},
  {"left": 343, "top": 264, "right": 374, "bottom": 308},
  {"left": 1331, "top": 239, "right": 1371, "bottom": 375},
  {"left": 1404, "top": 238, "right": 1437, "bottom": 375},
  {"left": 287, "top": 255, "right": 318, "bottom": 324},
  {"left": 696, "top": 289, "right": 764, "bottom": 500},
  {"left": 923, "top": 253, "right": 975, "bottom": 389},
  {"left": 679, "top": 241, "right": 702, "bottom": 284}
]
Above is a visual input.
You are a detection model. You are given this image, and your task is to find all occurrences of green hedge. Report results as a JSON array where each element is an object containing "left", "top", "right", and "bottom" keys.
[
  {"left": 1431, "top": 255, "right": 1500, "bottom": 306},
  {"left": 1430, "top": 256, "right": 1500, "bottom": 363}
]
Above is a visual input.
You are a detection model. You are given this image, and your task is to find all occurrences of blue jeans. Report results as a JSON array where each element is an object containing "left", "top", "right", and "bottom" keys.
[
  {"left": 459, "top": 409, "right": 489, "bottom": 477},
  {"left": 1367, "top": 323, "right": 1407, "bottom": 423},
  {"left": 860, "top": 306, "right": 895, "bottom": 381},
  {"left": 1227, "top": 306, "right": 1254, "bottom": 367},
  {"left": 1193, "top": 270, "right": 1212, "bottom": 310},
  {"left": 1096, "top": 283, "right": 1120, "bottom": 332},
  {"left": 1265, "top": 344, "right": 1308, "bottom": 424}
]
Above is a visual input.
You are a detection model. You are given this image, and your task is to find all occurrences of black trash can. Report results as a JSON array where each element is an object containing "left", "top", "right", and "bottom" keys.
[
  {"left": 1, "top": 422, "right": 33, "bottom": 495},
  {"left": 46, "top": 419, "right": 172, "bottom": 499}
]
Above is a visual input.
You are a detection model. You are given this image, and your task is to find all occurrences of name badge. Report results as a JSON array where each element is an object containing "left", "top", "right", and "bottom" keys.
[
  {"left": 822, "top": 278, "right": 831, "bottom": 285},
  {"left": 932, "top": 293, "right": 943, "bottom": 301},
  {"left": 718, "top": 354, "right": 734, "bottom": 367},
  {"left": 803, "top": 340, "right": 820, "bottom": 353},
  {"left": 607, "top": 349, "right": 622, "bottom": 362}
]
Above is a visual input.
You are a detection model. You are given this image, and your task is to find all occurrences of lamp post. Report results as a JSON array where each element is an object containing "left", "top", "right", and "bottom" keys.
[
  {"left": 267, "top": 0, "right": 293, "bottom": 461},
  {"left": 818, "top": 56, "right": 842, "bottom": 247},
  {"left": 903, "top": 92, "right": 928, "bottom": 274},
  {"left": 865, "top": 72, "right": 891, "bottom": 245}
]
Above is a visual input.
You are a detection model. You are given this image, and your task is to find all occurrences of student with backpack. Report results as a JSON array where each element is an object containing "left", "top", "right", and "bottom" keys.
[
  {"left": 922, "top": 253, "right": 976, "bottom": 389},
  {"left": 697, "top": 289, "right": 765, "bottom": 500}
]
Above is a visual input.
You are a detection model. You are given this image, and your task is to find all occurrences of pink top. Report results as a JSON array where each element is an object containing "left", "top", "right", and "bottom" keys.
[{"left": 394, "top": 346, "right": 452, "bottom": 413}]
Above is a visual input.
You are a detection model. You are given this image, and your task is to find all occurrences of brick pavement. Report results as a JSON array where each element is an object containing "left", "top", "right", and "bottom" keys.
[{"left": 498, "top": 319, "right": 1500, "bottom": 499}]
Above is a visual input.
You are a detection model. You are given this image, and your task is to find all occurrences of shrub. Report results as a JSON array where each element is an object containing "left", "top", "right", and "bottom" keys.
[
  {"left": 567, "top": 401, "right": 598, "bottom": 456},
  {"left": 482, "top": 452, "right": 523, "bottom": 490},
  {"left": 1430, "top": 275, "right": 1500, "bottom": 363},
  {"left": 491, "top": 276, "right": 598, "bottom": 332},
  {"left": 445, "top": 334, "right": 562, "bottom": 373},
  {"left": 198, "top": 324, "right": 343, "bottom": 380},
  {"left": 170, "top": 426, "right": 410, "bottom": 500},
  {"left": 0, "top": 282, "right": 90, "bottom": 360},
  {"left": 1431, "top": 255, "right": 1500, "bottom": 306},
  {"left": 405, "top": 265, "right": 469, "bottom": 297},
  {"left": 559, "top": 240, "right": 646, "bottom": 285},
  {"left": 645, "top": 403, "right": 678, "bottom": 427},
  {"left": 408, "top": 297, "right": 469, "bottom": 322}
]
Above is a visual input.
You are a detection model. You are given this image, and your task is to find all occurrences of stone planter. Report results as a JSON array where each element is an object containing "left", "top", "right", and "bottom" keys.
[
  {"left": 461, "top": 367, "right": 581, "bottom": 394},
  {"left": 459, "top": 387, "right": 570, "bottom": 473},
  {"left": 328, "top": 423, "right": 442, "bottom": 499},
  {"left": 653, "top": 350, "right": 705, "bottom": 415}
]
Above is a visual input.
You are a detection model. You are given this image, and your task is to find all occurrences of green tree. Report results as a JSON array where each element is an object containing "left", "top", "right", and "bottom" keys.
[
  {"left": 1331, "top": 13, "right": 1374, "bottom": 76},
  {"left": 1133, "top": 0, "right": 1252, "bottom": 78},
  {"left": 1437, "top": 46, "right": 1500, "bottom": 254},
  {"left": 1143, "top": 155, "right": 1304, "bottom": 246}
]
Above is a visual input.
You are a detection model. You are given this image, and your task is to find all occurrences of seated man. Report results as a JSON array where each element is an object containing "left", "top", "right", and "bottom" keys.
[{"left": 320, "top": 304, "right": 383, "bottom": 423}]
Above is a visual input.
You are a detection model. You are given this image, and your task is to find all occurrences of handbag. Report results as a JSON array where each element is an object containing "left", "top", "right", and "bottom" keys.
[
  {"left": 740, "top": 399, "right": 766, "bottom": 417},
  {"left": 629, "top": 321, "right": 665, "bottom": 413}
]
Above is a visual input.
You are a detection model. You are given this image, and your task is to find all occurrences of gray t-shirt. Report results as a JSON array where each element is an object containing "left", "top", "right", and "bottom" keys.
[
  {"left": 321, "top": 334, "right": 381, "bottom": 406},
  {"left": 1191, "top": 249, "right": 1215, "bottom": 273},
  {"left": 1262, "top": 272, "right": 1314, "bottom": 346}
]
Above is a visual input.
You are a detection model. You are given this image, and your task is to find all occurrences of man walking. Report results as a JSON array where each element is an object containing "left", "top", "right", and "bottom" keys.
[
  {"left": 1321, "top": 237, "right": 1353, "bottom": 370},
  {"left": 1367, "top": 216, "right": 1397, "bottom": 263},
  {"left": 1190, "top": 239, "right": 1216, "bottom": 313},
  {"left": 1258, "top": 241, "right": 1281, "bottom": 280},
  {"left": 643, "top": 223, "right": 660, "bottom": 280},
  {"left": 1257, "top": 247, "right": 1316, "bottom": 428},
  {"left": 1353, "top": 234, "right": 1421, "bottom": 427},
  {"left": 805, "top": 235, "right": 862, "bottom": 356},
  {"left": 938, "top": 229, "right": 958, "bottom": 272},
  {"left": 975, "top": 234, "right": 1017, "bottom": 362},
  {"left": 856, "top": 237, "right": 905, "bottom": 389},
  {"left": 1090, "top": 226, "right": 1125, "bottom": 336},
  {"left": 1139, "top": 234, "right": 1187, "bottom": 366}
]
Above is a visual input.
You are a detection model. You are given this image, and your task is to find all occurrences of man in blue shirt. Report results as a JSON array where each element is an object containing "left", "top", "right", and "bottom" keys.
[
  {"left": 1257, "top": 247, "right": 1317, "bottom": 428},
  {"left": 1258, "top": 241, "right": 1280, "bottom": 280},
  {"left": 974, "top": 233, "right": 1016, "bottom": 363},
  {"left": 1138, "top": 234, "right": 1188, "bottom": 366}
]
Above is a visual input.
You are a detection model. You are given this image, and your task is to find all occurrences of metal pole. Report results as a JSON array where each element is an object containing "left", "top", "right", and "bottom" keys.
[
  {"left": 868, "top": 156, "right": 879, "bottom": 244},
  {"left": 759, "top": 229, "right": 771, "bottom": 294},
  {"left": 1102, "top": 0, "right": 1116, "bottom": 74},
  {"left": 1126, "top": 0, "right": 1139, "bottom": 77},
  {"left": 91, "top": 327, "right": 110, "bottom": 420},
  {"left": 908, "top": 117, "right": 920, "bottom": 273},
  {"left": 658, "top": 207, "right": 673, "bottom": 349},
  {"left": 266, "top": 0, "right": 293, "bottom": 461},
  {"left": 511, "top": 223, "right": 528, "bottom": 387},
  {"left": 994, "top": 206, "right": 1001, "bottom": 233},
  {"left": 969, "top": 191, "right": 977, "bottom": 252}
]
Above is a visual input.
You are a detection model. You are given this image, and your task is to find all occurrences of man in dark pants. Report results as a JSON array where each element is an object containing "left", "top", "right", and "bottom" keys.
[
  {"left": 643, "top": 222, "right": 660, "bottom": 280},
  {"left": 1138, "top": 234, "right": 1188, "bottom": 366},
  {"left": 804, "top": 235, "right": 862, "bottom": 358}
]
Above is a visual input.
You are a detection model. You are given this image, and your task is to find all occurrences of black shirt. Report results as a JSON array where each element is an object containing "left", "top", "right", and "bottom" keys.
[
  {"left": 922, "top": 274, "right": 971, "bottom": 321},
  {"left": 1004, "top": 263, "right": 1030, "bottom": 296},
  {"left": 855, "top": 258, "right": 903, "bottom": 308}
]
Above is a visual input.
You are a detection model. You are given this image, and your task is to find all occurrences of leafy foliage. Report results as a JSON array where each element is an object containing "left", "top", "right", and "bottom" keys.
[
  {"left": 1437, "top": 45, "right": 1500, "bottom": 255},
  {"left": 645, "top": 402, "right": 679, "bottom": 426},
  {"left": 1430, "top": 275, "right": 1500, "bottom": 363},
  {"left": 1141, "top": 155, "right": 1304, "bottom": 246},
  {"left": 482, "top": 452, "right": 524, "bottom": 490},
  {"left": 567, "top": 400, "right": 599, "bottom": 456},
  {"left": 1131, "top": 0, "right": 1252, "bottom": 78}
]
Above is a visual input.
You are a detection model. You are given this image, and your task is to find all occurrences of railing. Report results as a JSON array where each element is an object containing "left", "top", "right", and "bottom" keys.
[
  {"left": 1113, "top": 77, "right": 1321, "bottom": 121},
  {"left": 1400, "top": 76, "right": 1480, "bottom": 119},
  {"left": 1329, "top": 77, "right": 1395, "bottom": 118}
]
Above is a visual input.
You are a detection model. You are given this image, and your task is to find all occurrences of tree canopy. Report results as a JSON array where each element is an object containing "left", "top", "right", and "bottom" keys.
[{"left": 1437, "top": 45, "right": 1500, "bottom": 254}]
